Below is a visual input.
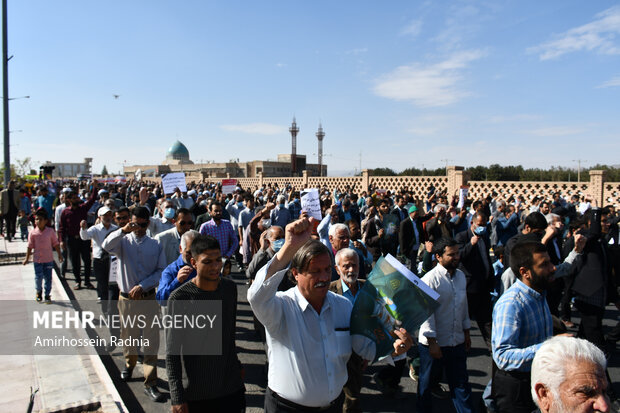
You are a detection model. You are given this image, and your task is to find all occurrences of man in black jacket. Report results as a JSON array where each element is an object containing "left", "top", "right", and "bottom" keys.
[
  {"left": 572, "top": 207, "right": 619, "bottom": 351},
  {"left": 455, "top": 211, "right": 494, "bottom": 349},
  {"left": 399, "top": 205, "right": 432, "bottom": 273}
]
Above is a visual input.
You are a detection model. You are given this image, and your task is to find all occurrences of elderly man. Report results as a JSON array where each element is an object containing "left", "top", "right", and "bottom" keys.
[
  {"left": 531, "top": 336, "right": 610, "bottom": 413},
  {"left": 156, "top": 229, "right": 200, "bottom": 306},
  {"left": 329, "top": 248, "right": 365, "bottom": 413},
  {"left": 248, "top": 216, "right": 413, "bottom": 412},
  {"left": 155, "top": 208, "right": 194, "bottom": 266}
]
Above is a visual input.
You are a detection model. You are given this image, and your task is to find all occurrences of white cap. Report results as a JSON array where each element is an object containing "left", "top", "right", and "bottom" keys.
[{"left": 97, "top": 206, "right": 112, "bottom": 216}]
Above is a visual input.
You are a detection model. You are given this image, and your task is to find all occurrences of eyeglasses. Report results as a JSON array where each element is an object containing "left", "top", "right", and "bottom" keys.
[{"left": 179, "top": 221, "right": 194, "bottom": 226}]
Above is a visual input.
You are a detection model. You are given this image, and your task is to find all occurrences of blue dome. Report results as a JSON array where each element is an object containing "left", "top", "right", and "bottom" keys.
[{"left": 167, "top": 140, "right": 189, "bottom": 157}]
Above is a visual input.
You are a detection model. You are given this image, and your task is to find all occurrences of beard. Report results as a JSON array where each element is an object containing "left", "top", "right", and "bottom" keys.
[
  {"left": 530, "top": 267, "right": 553, "bottom": 291},
  {"left": 342, "top": 272, "right": 358, "bottom": 285}
]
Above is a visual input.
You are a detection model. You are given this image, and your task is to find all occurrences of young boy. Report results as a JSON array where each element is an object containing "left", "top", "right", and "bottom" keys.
[
  {"left": 17, "top": 210, "right": 29, "bottom": 241},
  {"left": 166, "top": 234, "right": 245, "bottom": 412},
  {"left": 23, "top": 209, "right": 63, "bottom": 303}
]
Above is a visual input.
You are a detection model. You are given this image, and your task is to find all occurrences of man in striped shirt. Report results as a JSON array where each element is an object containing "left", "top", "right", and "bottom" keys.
[{"left": 491, "top": 241, "right": 571, "bottom": 413}]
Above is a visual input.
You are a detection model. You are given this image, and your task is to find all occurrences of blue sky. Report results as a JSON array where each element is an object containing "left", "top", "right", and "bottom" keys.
[{"left": 6, "top": 0, "right": 620, "bottom": 176}]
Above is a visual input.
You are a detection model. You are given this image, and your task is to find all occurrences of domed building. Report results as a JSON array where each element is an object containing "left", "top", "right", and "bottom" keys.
[{"left": 164, "top": 140, "right": 194, "bottom": 165}]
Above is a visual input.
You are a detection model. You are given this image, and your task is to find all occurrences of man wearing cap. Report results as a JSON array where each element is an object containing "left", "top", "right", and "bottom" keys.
[
  {"left": 87, "top": 188, "right": 109, "bottom": 226},
  {"left": 80, "top": 206, "right": 118, "bottom": 313},
  {"left": 399, "top": 205, "right": 431, "bottom": 272}
]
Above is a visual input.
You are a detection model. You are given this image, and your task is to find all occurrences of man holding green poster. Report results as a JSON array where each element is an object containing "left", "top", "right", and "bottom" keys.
[{"left": 248, "top": 214, "right": 414, "bottom": 412}]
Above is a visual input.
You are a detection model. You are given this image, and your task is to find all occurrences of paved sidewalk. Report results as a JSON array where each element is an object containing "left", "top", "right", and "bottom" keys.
[{"left": 0, "top": 246, "right": 127, "bottom": 413}]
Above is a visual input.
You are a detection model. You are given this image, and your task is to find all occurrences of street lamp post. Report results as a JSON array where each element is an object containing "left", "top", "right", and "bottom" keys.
[{"left": 3, "top": 0, "right": 9, "bottom": 186}]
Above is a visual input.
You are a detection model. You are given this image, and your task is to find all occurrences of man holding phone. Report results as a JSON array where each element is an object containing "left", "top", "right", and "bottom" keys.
[{"left": 102, "top": 206, "right": 167, "bottom": 402}]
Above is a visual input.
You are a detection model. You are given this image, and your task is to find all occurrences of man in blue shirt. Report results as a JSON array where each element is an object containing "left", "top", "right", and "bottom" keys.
[
  {"left": 157, "top": 230, "right": 199, "bottom": 306},
  {"left": 491, "top": 241, "right": 569, "bottom": 413}
]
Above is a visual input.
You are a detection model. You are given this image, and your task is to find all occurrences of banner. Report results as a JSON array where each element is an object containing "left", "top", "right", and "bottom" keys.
[
  {"left": 161, "top": 172, "right": 187, "bottom": 194},
  {"left": 300, "top": 188, "right": 322, "bottom": 221},
  {"left": 351, "top": 254, "right": 439, "bottom": 361},
  {"left": 222, "top": 179, "right": 238, "bottom": 195}
]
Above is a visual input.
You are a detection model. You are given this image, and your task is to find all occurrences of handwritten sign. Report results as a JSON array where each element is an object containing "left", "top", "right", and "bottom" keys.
[
  {"left": 222, "top": 179, "right": 238, "bottom": 195},
  {"left": 457, "top": 186, "right": 469, "bottom": 209},
  {"left": 161, "top": 172, "right": 187, "bottom": 194},
  {"left": 301, "top": 188, "right": 322, "bottom": 221}
]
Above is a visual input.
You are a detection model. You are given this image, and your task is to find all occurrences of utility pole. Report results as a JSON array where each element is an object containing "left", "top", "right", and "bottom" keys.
[
  {"left": 2, "top": 0, "right": 10, "bottom": 186},
  {"left": 289, "top": 117, "right": 299, "bottom": 176},
  {"left": 440, "top": 158, "right": 451, "bottom": 175},
  {"left": 359, "top": 151, "right": 362, "bottom": 174},
  {"left": 572, "top": 159, "right": 586, "bottom": 182}
]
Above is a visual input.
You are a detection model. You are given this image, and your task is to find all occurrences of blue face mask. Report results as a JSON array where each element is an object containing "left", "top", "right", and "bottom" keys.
[
  {"left": 163, "top": 207, "right": 176, "bottom": 220},
  {"left": 279, "top": 203, "right": 285, "bottom": 208},
  {"left": 237, "top": 201, "right": 244, "bottom": 207},
  {"left": 271, "top": 238, "right": 285, "bottom": 252},
  {"left": 474, "top": 225, "right": 486, "bottom": 236}
]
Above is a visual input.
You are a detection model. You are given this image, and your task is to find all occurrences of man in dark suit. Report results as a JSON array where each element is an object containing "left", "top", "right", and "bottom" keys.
[
  {"left": 329, "top": 248, "right": 366, "bottom": 412},
  {"left": 455, "top": 211, "right": 494, "bottom": 349},
  {"left": 399, "top": 205, "right": 432, "bottom": 273}
]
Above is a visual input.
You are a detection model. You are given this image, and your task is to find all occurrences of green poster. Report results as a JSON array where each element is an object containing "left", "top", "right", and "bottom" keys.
[{"left": 350, "top": 254, "right": 439, "bottom": 361}]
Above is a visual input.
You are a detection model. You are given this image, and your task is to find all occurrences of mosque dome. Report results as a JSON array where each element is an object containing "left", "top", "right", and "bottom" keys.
[
  {"left": 164, "top": 140, "right": 193, "bottom": 165},
  {"left": 168, "top": 140, "right": 189, "bottom": 158}
]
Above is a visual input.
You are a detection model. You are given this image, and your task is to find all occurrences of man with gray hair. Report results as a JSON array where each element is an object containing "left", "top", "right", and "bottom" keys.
[
  {"left": 156, "top": 229, "right": 200, "bottom": 306},
  {"left": 531, "top": 336, "right": 610, "bottom": 413},
  {"left": 329, "top": 223, "right": 366, "bottom": 281},
  {"left": 270, "top": 194, "right": 291, "bottom": 229}
]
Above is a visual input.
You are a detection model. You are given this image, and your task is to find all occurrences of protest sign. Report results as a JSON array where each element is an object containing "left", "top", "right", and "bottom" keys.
[
  {"left": 161, "top": 172, "right": 187, "bottom": 194},
  {"left": 300, "top": 188, "right": 322, "bottom": 221},
  {"left": 457, "top": 186, "right": 469, "bottom": 209},
  {"left": 109, "top": 256, "right": 119, "bottom": 284},
  {"left": 351, "top": 254, "right": 439, "bottom": 361},
  {"left": 222, "top": 179, "right": 238, "bottom": 195}
]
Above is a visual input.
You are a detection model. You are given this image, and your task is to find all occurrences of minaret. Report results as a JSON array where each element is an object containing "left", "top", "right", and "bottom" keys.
[
  {"left": 316, "top": 123, "right": 325, "bottom": 177},
  {"left": 289, "top": 117, "right": 299, "bottom": 176}
]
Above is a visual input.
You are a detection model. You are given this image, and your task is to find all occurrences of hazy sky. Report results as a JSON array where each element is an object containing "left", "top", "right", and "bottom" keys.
[{"left": 6, "top": 1, "right": 620, "bottom": 176}]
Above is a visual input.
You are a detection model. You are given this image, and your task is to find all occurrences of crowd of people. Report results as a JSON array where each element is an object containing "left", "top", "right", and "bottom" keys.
[{"left": 1, "top": 176, "right": 619, "bottom": 413}]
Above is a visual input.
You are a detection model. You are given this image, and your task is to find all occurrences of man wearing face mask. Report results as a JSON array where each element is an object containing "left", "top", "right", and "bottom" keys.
[
  {"left": 270, "top": 194, "right": 292, "bottom": 229},
  {"left": 455, "top": 212, "right": 494, "bottom": 349},
  {"left": 149, "top": 200, "right": 176, "bottom": 237}
]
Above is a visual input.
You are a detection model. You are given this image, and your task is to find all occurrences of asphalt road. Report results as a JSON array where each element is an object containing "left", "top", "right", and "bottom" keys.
[{"left": 60, "top": 265, "right": 620, "bottom": 413}]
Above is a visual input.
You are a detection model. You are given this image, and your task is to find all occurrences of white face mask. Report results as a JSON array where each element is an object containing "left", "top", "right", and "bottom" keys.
[{"left": 261, "top": 219, "right": 271, "bottom": 229}]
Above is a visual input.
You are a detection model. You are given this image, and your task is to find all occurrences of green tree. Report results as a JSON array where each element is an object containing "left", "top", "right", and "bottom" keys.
[{"left": 101, "top": 165, "right": 109, "bottom": 176}]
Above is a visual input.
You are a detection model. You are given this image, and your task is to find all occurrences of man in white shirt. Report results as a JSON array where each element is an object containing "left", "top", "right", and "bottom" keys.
[
  {"left": 155, "top": 208, "right": 194, "bottom": 266},
  {"left": 417, "top": 237, "right": 474, "bottom": 413},
  {"left": 79, "top": 206, "right": 118, "bottom": 313},
  {"left": 248, "top": 215, "right": 413, "bottom": 412}
]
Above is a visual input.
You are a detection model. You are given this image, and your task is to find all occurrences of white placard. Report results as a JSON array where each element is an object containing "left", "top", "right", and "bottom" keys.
[
  {"left": 301, "top": 188, "right": 322, "bottom": 221},
  {"left": 109, "top": 256, "right": 119, "bottom": 284},
  {"left": 222, "top": 179, "right": 238, "bottom": 195},
  {"left": 161, "top": 172, "right": 187, "bottom": 194},
  {"left": 457, "top": 186, "right": 469, "bottom": 209}
]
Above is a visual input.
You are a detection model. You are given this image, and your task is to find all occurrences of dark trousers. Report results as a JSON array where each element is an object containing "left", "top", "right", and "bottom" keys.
[
  {"left": 186, "top": 388, "right": 246, "bottom": 413},
  {"left": 417, "top": 343, "right": 473, "bottom": 413},
  {"left": 67, "top": 236, "right": 91, "bottom": 284},
  {"left": 376, "top": 357, "right": 406, "bottom": 389},
  {"left": 3, "top": 209, "right": 17, "bottom": 240},
  {"left": 575, "top": 300, "right": 606, "bottom": 350},
  {"left": 560, "top": 276, "right": 575, "bottom": 321},
  {"left": 265, "top": 388, "right": 343, "bottom": 413},
  {"left": 93, "top": 256, "right": 110, "bottom": 311},
  {"left": 492, "top": 369, "right": 535, "bottom": 413},
  {"left": 343, "top": 352, "right": 364, "bottom": 413},
  {"left": 467, "top": 291, "right": 492, "bottom": 350}
]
